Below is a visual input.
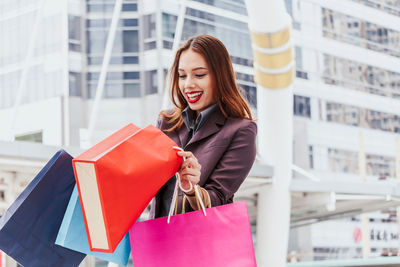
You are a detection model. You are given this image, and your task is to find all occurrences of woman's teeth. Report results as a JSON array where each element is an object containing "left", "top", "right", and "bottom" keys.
[{"left": 187, "top": 92, "right": 202, "bottom": 100}]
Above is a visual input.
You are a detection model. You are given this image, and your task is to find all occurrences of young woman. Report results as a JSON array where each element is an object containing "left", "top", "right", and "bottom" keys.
[{"left": 149, "top": 35, "right": 257, "bottom": 218}]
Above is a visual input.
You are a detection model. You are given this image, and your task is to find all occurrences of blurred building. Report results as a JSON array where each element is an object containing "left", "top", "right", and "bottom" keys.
[{"left": 0, "top": 0, "right": 400, "bottom": 265}]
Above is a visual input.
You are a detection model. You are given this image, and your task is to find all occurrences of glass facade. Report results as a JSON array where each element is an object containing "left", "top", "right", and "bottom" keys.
[
  {"left": 327, "top": 148, "right": 396, "bottom": 178},
  {"left": 0, "top": 1, "right": 65, "bottom": 108},
  {"left": 326, "top": 101, "right": 400, "bottom": 133},
  {"left": 193, "top": 0, "right": 248, "bottom": 15},
  {"left": 85, "top": 0, "right": 140, "bottom": 98},
  {"left": 183, "top": 8, "right": 253, "bottom": 61},
  {"left": 162, "top": 13, "right": 177, "bottom": 49},
  {"left": 323, "top": 8, "right": 400, "bottom": 58},
  {"left": 87, "top": 71, "right": 140, "bottom": 98},
  {"left": 323, "top": 55, "right": 400, "bottom": 99},
  {"left": 350, "top": 0, "right": 400, "bottom": 16}
]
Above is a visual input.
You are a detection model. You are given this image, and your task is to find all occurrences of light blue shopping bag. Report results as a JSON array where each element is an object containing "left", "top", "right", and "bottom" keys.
[{"left": 56, "top": 185, "right": 131, "bottom": 266}]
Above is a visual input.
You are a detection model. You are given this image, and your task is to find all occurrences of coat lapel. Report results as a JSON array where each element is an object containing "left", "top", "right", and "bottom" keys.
[
  {"left": 185, "top": 107, "right": 226, "bottom": 148},
  {"left": 177, "top": 125, "right": 189, "bottom": 148}
]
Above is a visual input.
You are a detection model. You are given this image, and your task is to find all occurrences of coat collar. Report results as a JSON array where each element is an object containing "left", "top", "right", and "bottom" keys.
[{"left": 178, "top": 106, "right": 226, "bottom": 149}]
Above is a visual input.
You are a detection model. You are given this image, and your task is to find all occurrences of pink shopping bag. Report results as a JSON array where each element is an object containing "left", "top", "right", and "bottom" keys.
[{"left": 129, "top": 199, "right": 257, "bottom": 267}]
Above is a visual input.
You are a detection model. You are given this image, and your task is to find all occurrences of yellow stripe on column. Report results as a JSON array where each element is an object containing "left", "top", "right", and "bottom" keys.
[
  {"left": 250, "top": 27, "right": 291, "bottom": 49},
  {"left": 254, "top": 67, "right": 294, "bottom": 89},
  {"left": 253, "top": 46, "right": 293, "bottom": 69}
]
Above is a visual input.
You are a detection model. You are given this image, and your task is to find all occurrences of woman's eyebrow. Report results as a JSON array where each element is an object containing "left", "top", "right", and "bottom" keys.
[{"left": 178, "top": 67, "right": 207, "bottom": 71}]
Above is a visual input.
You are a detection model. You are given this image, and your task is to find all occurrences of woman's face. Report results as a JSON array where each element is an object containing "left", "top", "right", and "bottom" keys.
[{"left": 178, "top": 49, "right": 216, "bottom": 115}]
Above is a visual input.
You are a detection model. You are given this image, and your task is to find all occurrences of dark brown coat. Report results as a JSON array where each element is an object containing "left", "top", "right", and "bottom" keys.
[{"left": 149, "top": 107, "right": 257, "bottom": 218}]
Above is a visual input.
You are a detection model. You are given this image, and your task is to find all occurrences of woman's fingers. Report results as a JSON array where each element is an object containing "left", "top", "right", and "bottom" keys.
[
  {"left": 181, "top": 158, "right": 201, "bottom": 170},
  {"left": 177, "top": 150, "right": 201, "bottom": 169},
  {"left": 180, "top": 173, "right": 200, "bottom": 185},
  {"left": 180, "top": 167, "right": 201, "bottom": 177},
  {"left": 177, "top": 150, "right": 195, "bottom": 160},
  {"left": 179, "top": 167, "right": 200, "bottom": 184},
  {"left": 177, "top": 149, "right": 201, "bottom": 187}
]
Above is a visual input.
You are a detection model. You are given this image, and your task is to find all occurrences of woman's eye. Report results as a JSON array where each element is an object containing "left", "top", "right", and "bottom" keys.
[
  {"left": 195, "top": 74, "right": 206, "bottom": 78},
  {"left": 178, "top": 74, "right": 186, "bottom": 79}
]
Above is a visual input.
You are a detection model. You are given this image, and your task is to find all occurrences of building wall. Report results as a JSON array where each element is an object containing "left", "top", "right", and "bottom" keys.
[{"left": 289, "top": 0, "right": 400, "bottom": 260}]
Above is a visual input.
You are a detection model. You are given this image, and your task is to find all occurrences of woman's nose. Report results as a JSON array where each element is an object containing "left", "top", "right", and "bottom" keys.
[{"left": 185, "top": 76, "right": 195, "bottom": 88}]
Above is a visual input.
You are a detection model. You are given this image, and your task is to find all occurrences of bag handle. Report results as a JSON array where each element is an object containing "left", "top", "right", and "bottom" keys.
[
  {"left": 181, "top": 191, "right": 201, "bottom": 214},
  {"left": 167, "top": 147, "right": 207, "bottom": 223}
]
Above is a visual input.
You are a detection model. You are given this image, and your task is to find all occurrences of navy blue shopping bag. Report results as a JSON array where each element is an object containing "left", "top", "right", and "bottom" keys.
[{"left": 0, "top": 150, "right": 86, "bottom": 267}]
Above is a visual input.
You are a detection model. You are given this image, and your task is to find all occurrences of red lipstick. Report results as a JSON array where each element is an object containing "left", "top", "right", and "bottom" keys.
[{"left": 186, "top": 91, "right": 203, "bottom": 103}]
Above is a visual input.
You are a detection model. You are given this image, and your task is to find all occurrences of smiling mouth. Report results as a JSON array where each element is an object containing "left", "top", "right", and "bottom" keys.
[{"left": 186, "top": 91, "right": 203, "bottom": 103}]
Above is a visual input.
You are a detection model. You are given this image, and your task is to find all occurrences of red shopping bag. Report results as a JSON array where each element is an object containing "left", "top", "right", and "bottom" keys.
[
  {"left": 129, "top": 182, "right": 257, "bottom": 267},
  {"left": 73, "top": 123, "right": 182, "bottom": 253}
]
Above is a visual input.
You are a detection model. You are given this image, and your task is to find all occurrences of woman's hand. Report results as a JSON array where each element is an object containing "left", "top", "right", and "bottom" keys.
[{"left": 177, "top": 150, "right": 201, "bottom": 192}]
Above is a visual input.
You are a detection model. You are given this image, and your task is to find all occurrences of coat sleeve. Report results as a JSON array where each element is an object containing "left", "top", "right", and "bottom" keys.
[{"left": 203, "top": 121, "right": 257, "bottom": 207}]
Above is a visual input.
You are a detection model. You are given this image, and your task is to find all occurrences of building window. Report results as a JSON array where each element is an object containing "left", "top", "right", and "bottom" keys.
[
  {"left": 123, "top": 30, "right": 139, "bottom": 52},
  {"left": 162, "top": 13, "right": 177, "bottom": 40},
  {"left": 322, "top": 8, "right": 400, "bottom": 57},
  {"left": 122, "top": 3, "right": 137, "bottom": 11},
  {"left": 182, "top": 9, "right": 252, "bottom": 61},
  {"left": 144, "top": 41, "right": 156, "bottom": 50},
  {"left": 145, "top": 70, "right": 158, "bottom": 95},
  {"left": 68, "top": 15, "right": 81, "bottom": 41},
  {"left": 327, "top": 148, "right": 396, "bottom": 179},
  {"left": 294, "top": 95, "right": 311, "bottom": 118},
  {"left": 123, "top": 56, "right": 139, "bottom": 64},
  {"left": 326, "top": 101, "right": 400, "bottom": 133},
  {"left": 323, "top": 55, "right": 400, "bottom": 99},
  {"left": 69, "top": 72, "right": 82, "bottom": 97},
  {"left": 87, "top": 71, "right": 140, "bottom": 98},
  {"left": 240, "top": 84, "right": 257, "bottom": 108},
  {"left": 87, "top": 30, "right": 106, "bottom": 54},
  {"left": 328, "top": 148, "right": 359, "bottom": 174},
  {"left": 123, "top": 72, "right": 140, "bottom": 80},
  {"left": 124, "top": 83, "right": 141, "bottom": 98},
  {"left": 68, "top": 15, "right": 82, "bottom": 52},
  {"left": 123, "top": 19, "right": 138, "bottom": 27},
  {"left": 87, "top": 3, "right": 114, "bottom": 13},
  {"left": 143, "top": 14, "right": 156, "bottom": 39}
]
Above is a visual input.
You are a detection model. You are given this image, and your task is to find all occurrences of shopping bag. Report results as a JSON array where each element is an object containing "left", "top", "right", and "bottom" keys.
[
  {"left": 73, "top": 123, "right": 182, "bottom": 252},
  {"left": 129, "top": 181, "right": 257, "bottom": 267},
  {"left": 0, "top": 150, "right": 86, "bottom": 267},
  {"left": 56, "top": 185, "right": 131, "bottom": 265}
]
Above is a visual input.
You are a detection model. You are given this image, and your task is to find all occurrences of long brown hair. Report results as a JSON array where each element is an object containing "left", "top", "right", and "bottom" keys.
[{"left": 161, "top": 34, "right": 253, "bottom": 132}]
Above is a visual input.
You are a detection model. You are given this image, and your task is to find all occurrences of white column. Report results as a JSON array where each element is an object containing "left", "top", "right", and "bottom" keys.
[
  {"left": 256, "top": 88, "right": 293, "bottom": 267},
  {"left": 244, "top": 0, "right": 293, "bottom": 266}
]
